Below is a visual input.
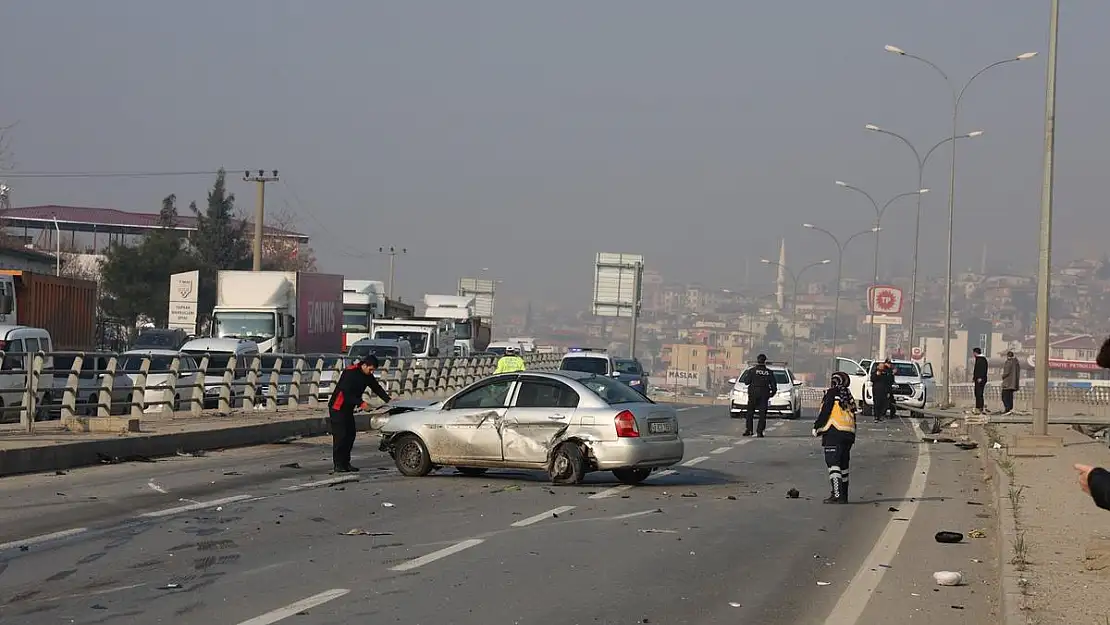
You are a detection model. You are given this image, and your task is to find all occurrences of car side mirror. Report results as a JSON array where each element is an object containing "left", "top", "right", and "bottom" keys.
[
  {"left": 727, "top": 378, "right": 738, "bottom": 385},
  {"left": 793, "top": 380, "right": 803, "bottom": 386},
  {"left": 921, "top": 372, "right": 933, "bottom": 379},
  {"left": 611, "top": 371, "right": 622, "bottom": 377}
]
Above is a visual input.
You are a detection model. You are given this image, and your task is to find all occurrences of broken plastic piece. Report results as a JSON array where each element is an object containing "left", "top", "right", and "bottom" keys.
[
  {"left": 933, "top": 571, "right": 963, "bottom": 586},
  {"left": 638, "top": 528, "right": 678, "bottom": 534},
  {"left": 341, "top": 529, "right": 394, "bottom": 536},
  {"left": 816, "top": 581, "right": 831, "bottom": 586},
  {"left": 382, "top": 502, "right": 395, "bottom": 508},
  {"left": 786, "top": 488, "right": 800, "bottom": 499},
  {"left": 967, "top": 529, "right": 986, "bottom": 538}
]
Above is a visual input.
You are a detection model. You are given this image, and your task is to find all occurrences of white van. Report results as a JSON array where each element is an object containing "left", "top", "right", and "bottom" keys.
[
  {"left": 180, "top": 338, "right": 260, "bottom": 409},
  {"left": 0, "top": 325, "right": 54, "bottom": 421}
]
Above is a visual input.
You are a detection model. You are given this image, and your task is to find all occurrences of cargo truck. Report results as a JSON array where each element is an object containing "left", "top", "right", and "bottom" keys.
[
  {"left": 212, "top": 271, "right": 343, "bottom": 354},
  {"left": 371, "top": 318, "right": 454, "bottom": 359},
  {"left": 422, "top": 294, "right": 490, "bottom": 356},
  {"left": 342, "top": 279, "right": 386, "bottom": 349},
  {"left": 0, "top": 270, "right": 97, "bottom": 350}
]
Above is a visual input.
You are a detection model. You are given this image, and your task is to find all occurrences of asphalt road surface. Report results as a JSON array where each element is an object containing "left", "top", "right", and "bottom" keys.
[{"left": 0, "top": 405, "right": 997, "bottom": 624}]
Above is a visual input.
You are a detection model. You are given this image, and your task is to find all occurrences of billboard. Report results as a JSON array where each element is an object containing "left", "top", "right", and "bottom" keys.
[
  {"left": 867, "top": 285, "right": 904, "bottom": 315},
  {"left": 592, "top": 252, "right": 643, "bottom": 318},
  {"left": 294, "top": 272, "right": 344, "bottom": 353},
  {"left": 458, "top": 277, "right": 496, "bottom": 323},
  {"left": 665, "top": 369, "right": 702, "bottom": 388},
  {"left": 168, "top": 270, "right": 200, "bottom": 332}
]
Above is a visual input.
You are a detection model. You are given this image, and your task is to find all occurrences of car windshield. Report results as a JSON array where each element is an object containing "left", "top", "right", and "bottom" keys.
[
  {"left": 579, "top": 375, "right": 652, "bottom": 405},
  {"left": 342, "top": 309, "right": 371, "bottom": 332},
  {"left": 560, "top": 357, "right": 609, "bottom": 375},
  {"left": 213, "top": 312, "right": 276, "bottom": 342},
  {"left": 738, "top": 368, "right": 791, "bottom": 385},
  {"left": 614, "top": 359, "right": 642, "bottom": 374},
  {"left": 487, "top": 346, "right": 507, "bottom": 355},
  {"left": 133, "top": 330, "right": 184, "bottom": 349},
  {"left": 182, "top": 350, "right": 231, "bottom": 374},
  {"left": 374, "top": 331, "right": 428, "bottom": 354},
  {"left": 454, "top": 321, "right": 472, "bottom": 340},
  {"left": 349, "top": 344, "right": 400, "bottom": 360},
  {"left": 120, "top": 354, "right": 184, "bottom": 373},
  {"left": 874, "top": 362, "right": 919, "bottom": 377}
]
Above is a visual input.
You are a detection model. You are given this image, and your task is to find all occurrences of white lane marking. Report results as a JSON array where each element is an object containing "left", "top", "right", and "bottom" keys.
[
  {"left": 588, "top": 468, "right": 678, "bottom": 499},
  {"left": 511, "top": 505, "right": 576, "bottom": 527},
  {"left": 822, "top": 429, "right": 931, "bottom": 625},
  {"left": 140, "top": 494, "right": 253, "bottom": 518},
  {"left": 0, "top": 527, "right": 88, "bottom": 552},
  {"left": 711, "top": 446, "right": 732, "bottom": 455},
  {"left": 676, "top": 407, "right": 697, "bottom": 411},
  {"left": 647, "top": 469, "right": 677, "bottom": 480},
  {"left": 390, "top": 538, "right": 485, "bottom": 571},
  {"left": 733, "top": 438, "right": 753, "bottom": 446},
  {"left": 285, "top": 475, "right": 360, "bottom": 491},
  {"left": 147, "top": 480, "right": 168, "bottom": 494},
  {"left": 682, "top": 456, "right": 709, "bottom": 467},
  {"left": 236, "top": 588, "right": 351, "bottom": 625},
  {"left": 612, "top": 509, "right": 663, "bottom": 520}
]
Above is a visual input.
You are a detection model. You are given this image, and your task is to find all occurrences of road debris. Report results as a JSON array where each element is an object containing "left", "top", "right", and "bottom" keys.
[
  {"left": 888, "top": 506, "right": 900, "bottom": 512},
  {"left": 816, "top": 581, "right": 831, "bottom": 586},
  {"left": 638, "top": 529, "right": 678, "bottom": 534},
  {"left": 933, "top": 571, "right": 963, "bottom": 586},
  {"left": 786, "top": 488, "right": 800, "bottom": 499},
  {"left": 681, "top": 492, "right": 698, "bottom": 498},
  {"left": 340, "top": 529, "right": 394, "bottom": 536},
  {"left": 967, "top": 529, "right": 986, "bottom": 538},
  {"left": 147, "top": 481, "right": 168, "bottom": 494},
  {"left": 279, "top": 462, "right": 301, "bottom": 469},
  {"left": 495, "top": 485, "right": 522, "bottom": 493},
  {"left": 158, "top": 583, "right": 181, "bottom": 590},
  {"left": 935, "top": 531, "right": 964, "bottom": 544},
  {"left": 728, "top": 602, "right": 742, "bottom": 607},
  {"left": 954, "top": 442, "right": 979, "bottom": 451},
  {"left": 223, "top": 471, "right": 242, "bottom": 476},
  {"left": 382, "top": 502, "right": 395, "bottom": 508}
]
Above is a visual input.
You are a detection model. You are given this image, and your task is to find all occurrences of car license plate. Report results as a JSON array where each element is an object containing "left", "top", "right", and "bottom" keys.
[{"left": 649, "top": 421, "right": 674, "bottom": 434}]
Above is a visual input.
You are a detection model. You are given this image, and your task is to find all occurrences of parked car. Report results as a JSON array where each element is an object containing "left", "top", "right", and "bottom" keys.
[
  {"left": 834, "top": 357, "right": 935, "bottom": 415},
  {"left": 48, "top": 353, "right": 132, "bottom": 416},
  {"left": 119, "top": 350, "right": 202, "bottom": 413},
  {"left": 131, "top": 328, "right": 190, "bottom": 351},
  {"left": 728, "top": 362, "right": 803, "bottom": 420},
  {"left": 378, "top": 370, "right": 684, "bottom": 485}
]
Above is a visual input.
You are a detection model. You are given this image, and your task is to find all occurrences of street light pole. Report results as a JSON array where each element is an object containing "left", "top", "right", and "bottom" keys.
[
  {"left": 864, "top": 125, "right": 985, "bottom": 348},
  {"left": 761, "top": 258, "right": 831, "bottom": 367},
  {"left": 1033, "top": 0, "right": 1060, "bottom": 438},
  {"left": 884, "top": 44, "right": 1038, "bottom": 407},
  {"left": 834, "top": 182, "right": 927, "bottom": 358},
  {"left": 803, "top": 224, "right": 881, "bottom": 358}
]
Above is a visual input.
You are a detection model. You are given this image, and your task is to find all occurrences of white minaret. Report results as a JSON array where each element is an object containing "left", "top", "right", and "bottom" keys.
[{"left": 776, "top": 238, "right": 786, "bottom": 310}]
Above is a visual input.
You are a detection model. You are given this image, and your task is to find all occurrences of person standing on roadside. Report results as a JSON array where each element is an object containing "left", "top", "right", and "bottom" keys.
[
  {"left": 813, "top": 371, "right": 857, "bottom": 504},
  {"left": 870, "top": 359, "right": 895, "bottom": 422},
  {"left": 329, "top": 356, "right": 391, "bottom": 473},
  {"left": 1000, "top": 351, "right": 1021, "bottom": 415},
  {"left": 494, "top": 345, "right": 526, "bottom": 373},
  {"left": 972, "top": 347, "right": 989, "bottom": 414},
  {"left": 743, "top": 353, "right": 777, "bottom": 438}
]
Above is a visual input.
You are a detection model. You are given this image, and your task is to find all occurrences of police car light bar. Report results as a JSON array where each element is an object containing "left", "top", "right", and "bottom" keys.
[{"left": 568, "top": 347, "right": 606, "bottom": 353}]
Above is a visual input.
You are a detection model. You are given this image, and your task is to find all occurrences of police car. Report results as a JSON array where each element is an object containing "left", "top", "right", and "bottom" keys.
[
  {"left": 727, "top": 361, "right": 803, "bottom": 420},
  {"left": 559, "top": 347, "right": 617, "bottom": 377}
]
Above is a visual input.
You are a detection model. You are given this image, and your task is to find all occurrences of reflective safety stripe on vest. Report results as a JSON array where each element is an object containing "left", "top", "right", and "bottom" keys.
[{"left": 817, "top": 400, "right": 856, "bottom": 434}]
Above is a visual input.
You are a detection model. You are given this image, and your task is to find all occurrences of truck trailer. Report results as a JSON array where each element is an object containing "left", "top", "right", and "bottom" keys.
[
  {"left": 422, "top": 294, "right": 490, "bottom": 356},
  {"left": 212, "top": 270, "right": 343, "bottom": 354},
  {"left": 0, "top": 270, "right": 97, "bottom": 350}
]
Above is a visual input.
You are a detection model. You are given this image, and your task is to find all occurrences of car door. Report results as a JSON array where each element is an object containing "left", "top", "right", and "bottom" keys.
[
  {"left": 501, "top": 376, "right": 581, "bottom": 464},
  {"left": 435, "top": 376, "right": 517, "bottom": 462},
  {"left": 834, "top": 357, "right": 867, "bottom": 404},
  {"left": 920, "top": 361, "right": 937, "bottom": 402}
]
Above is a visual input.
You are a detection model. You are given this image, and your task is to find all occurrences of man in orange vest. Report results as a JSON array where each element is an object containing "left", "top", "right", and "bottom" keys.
[{"left": 812, "top": 371, "right": 858, "bottom": 504}]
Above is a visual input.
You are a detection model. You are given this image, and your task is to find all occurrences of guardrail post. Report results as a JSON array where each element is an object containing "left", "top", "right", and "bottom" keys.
[
  {"left": 243, "top": 356, "right": 260, "bottom": 411},
  {"left": 289, "top": 356, "right": 305, "bottom": 408},
  {"left": 99, "top": 355, "right": 117, "bottom": 417},
  {"left": 164, "top": 356, "right": 181, "bottom": 413},
  {"left": 62, "top": 354, "right": 83, "bottom": 422},
  {"left": 191, "top": 355, "right": 207, "bottom": 416},
  {"left": 266, "top": 356, "right": 282, "bottom": 410},
  {"left": 130, "top": 356, "right": 150, "bottom": 419},
  {"left": 21, "top": 352, "right": 43, "bottom": 433},
  {"left": 218, "top": 355, "right": 235, "bottom": 412}
]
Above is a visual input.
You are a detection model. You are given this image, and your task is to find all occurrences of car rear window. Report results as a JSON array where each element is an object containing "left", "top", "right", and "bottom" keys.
[
  {"left": 580, "top": 376, "right": 652, "bottom": 405},
  {"left": 560, "top": 356, "right": 609, "bottom": 375}
]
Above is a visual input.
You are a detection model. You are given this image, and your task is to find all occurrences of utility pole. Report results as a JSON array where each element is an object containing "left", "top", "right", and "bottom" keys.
[
  {"left": 243, "top": 170, "right": 279, "bottom": 271},
  {"left": 380, "top": 247, "right": 407, "bottom": 299}
]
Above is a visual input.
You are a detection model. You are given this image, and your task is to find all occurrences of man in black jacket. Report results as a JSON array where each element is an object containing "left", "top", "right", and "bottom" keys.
[
  {"left": 329, "top": 356, "right": 391, "bottom": 473},
  {"left": 972, "top": 347, "right": 989, "bottom": 414},
  {"left": 870, "top": 360, "right": 895, "bottom": 422},
  {"left": 743, "top": 354, "right": 778, "bottom": 438}
]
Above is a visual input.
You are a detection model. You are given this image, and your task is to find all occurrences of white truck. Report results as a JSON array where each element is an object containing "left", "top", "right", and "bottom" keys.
[
  {"left": 422, "top": 294, "right": 491, "bottom": 357},
  {"left": 212, "top": 271, "right": 344, "bottom": 354},
  {"left": 371, "top": 318, "right": 455, "bottom": 360},
  {"left": 343, "top": 279, "right": 387, "bottom": 348}
]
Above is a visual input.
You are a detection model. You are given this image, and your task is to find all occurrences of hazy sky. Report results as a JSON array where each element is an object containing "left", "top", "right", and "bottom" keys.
[{"left": 1, "top": 1, "right": 1105, "bottom": 305}]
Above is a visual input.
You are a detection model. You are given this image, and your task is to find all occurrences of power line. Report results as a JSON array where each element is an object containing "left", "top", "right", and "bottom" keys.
[{"left": 2, "top": 169, "right": 225, "bottom": 179}]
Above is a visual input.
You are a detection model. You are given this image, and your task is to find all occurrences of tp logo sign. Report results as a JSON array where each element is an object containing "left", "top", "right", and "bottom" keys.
[{"left": 868, "top": 285, "right": 904, "bottom": 315}]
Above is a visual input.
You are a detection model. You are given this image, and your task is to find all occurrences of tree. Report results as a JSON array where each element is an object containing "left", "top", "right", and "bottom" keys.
[
  {"left": 765, "top": 321, "right": 784, "bottom": 343},
  {"left": 261, "top": 207, "right": 317, "bottom": 271},
  {"left": 190, "top": 169, "right": 250, "bottom": 317}
]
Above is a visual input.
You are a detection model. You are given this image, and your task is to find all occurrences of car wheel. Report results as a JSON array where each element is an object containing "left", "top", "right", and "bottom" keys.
[
  {"left": 550, "top": 442, "right": 586, "bottom": 486},
  {"left": 793, "top": 407, "right": 802, "bottom": 420},
  {"left": 613, "top": 468, "right": 651, "bottom": 485},
  {"left": 456, "top": 467, "right": 487, "bottom": 477},
  {"left": 393, "top": 434, "right": 433, "bottom": 477}
]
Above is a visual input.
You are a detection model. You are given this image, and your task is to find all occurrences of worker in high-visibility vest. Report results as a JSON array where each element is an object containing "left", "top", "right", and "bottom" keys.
[{"left": 494, "top": 346, "right": 526, "bottom": 374}]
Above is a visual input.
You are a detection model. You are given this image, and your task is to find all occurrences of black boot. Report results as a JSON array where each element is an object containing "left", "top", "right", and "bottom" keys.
[
  {"left": 823, "top": 476, "right": 842, "bottom": 504},
  {"left": 839, "top": 481, "right": 849, "bottom": 503}
]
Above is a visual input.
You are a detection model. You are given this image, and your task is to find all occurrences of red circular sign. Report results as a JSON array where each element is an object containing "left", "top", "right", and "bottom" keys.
[{"left": 911, "top": 346, "right": 923, "bottom": 359}]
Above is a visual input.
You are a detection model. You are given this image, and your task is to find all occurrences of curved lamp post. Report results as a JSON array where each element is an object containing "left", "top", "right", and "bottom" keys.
[
  {"left": 761, "top": 258, "right": 831, "bottom": 367},
  {"left": 802, "top": 224, "right": 880, "bottom": 358}
]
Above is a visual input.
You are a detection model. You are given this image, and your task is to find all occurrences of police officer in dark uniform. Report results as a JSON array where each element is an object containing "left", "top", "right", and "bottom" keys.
[
  {"left": 329, "top": 355, "right": 391, "bottom": 473},
  {"left": 743, "top": 354, "right": 778, "bottom": 438}
]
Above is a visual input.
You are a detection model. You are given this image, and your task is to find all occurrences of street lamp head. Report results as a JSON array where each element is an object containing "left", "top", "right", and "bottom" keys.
[
  {"left": 1017, "top": 52, "right": 1038, "bottom": 60},
  {"left": 871, "top": 226, "right": 882, "bottom": 233},
  {"left": 966, "top": 130, "right": 985, "bottom": 138},
  {"left": 760, "top": 259, "right": 772, "bottom": 264},
  {"left": 884, "top": 45, "right": 906, "bottom": 55},
  {"left": 803, "top": 223, "right": 815, "bottom": 229},
  {"left": 835, "top": 180, "right": 848, "bottom": 187},
  {"left": 864, "top": 124, "right": 882, "bottom": 131},
  {"left": 918, "top": 188, "right": 930, "bottom": 194},
  {"left": 819, "top": 259, "right": 832, "bottom": 265}
]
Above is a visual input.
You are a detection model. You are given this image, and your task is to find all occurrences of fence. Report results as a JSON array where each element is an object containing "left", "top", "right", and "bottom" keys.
[
  {"left": 0, "top": 351, "right": 562, "bottom": 434},
  {"left": 798, "top": 382, "right": 1110, "bottom": 418}
]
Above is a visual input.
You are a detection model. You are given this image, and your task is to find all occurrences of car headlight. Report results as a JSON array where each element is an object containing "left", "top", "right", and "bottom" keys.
[{"left": 629, "top": 379, "right": 642, "bottom": 386}]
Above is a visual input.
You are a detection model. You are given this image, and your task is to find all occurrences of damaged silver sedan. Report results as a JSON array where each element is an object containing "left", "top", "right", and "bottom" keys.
[{"left": 377, "top": 370, "right": 684, "bottom": 485}]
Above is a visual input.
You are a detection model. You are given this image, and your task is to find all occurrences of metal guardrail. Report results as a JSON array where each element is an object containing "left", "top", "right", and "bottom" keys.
[{"left": 0, "top": 351, "right": 562, "bottom": 434}]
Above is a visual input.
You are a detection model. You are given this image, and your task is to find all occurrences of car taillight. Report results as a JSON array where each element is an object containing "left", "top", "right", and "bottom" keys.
[{"left": 614, "top": 410, "right": 640, "bottom": 438}]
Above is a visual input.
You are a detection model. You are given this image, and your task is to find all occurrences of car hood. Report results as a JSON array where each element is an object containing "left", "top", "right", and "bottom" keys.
[
  {"left": 894, "top": 375, "right": 922, "bottom": 384},
  {"left": 371, "top": 399, "right": 443, "bottom": 431}
]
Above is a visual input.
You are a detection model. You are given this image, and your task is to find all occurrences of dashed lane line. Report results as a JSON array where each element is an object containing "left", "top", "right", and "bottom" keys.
[
  {"left": 139, "top": 495, "right": 255, "bottom": 518},
  {"left": 236, "top": 588, "right": 351, "bottom": 625},
  {"left": 682, "top": 456, "right": 710, "bottom": 467},
  {"left": 710, "top": 446, "right": 732, "bottom": 454},
  {"left": 0, "top": 527, "right": 88, "bottom": 552},
  {"left": 511, "top": 506, "right": 577, "bottom": 527},
  {"left": 612, "top": 509, "right": 664, "bottom": 520},
  {"left": 588, "top": 469, "right": 678, "bottom": 500},
  {"left": 284, "top": 475, "right": 360, "bottom": 491},
  {"left": 390, "top": 538, "right": 485, "bottom": 572}
]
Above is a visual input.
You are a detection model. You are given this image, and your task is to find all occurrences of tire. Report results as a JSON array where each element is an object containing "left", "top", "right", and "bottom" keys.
[
  {"left": 613, "top": 468, "right": 651, "bottom": 485},
  {"left": 793, "top": 407, "right": 802, "bottom": 420},
  {"left": 550, "top": 442, "right": 587, "bottom": 486},
  {"left": 393, "top": 434, "right": 433, "bottom": 477},
  {"left": 456, "top": 467, "right": 487, "bottom": 477}
]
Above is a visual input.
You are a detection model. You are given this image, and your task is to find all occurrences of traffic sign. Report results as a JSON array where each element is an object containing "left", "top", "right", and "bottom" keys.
[
  {"left": 868, "top": 285, "right": 904, "bottom": 315},
  {"left": 911, "top": 346, "right": 924, "bottom": 360}
]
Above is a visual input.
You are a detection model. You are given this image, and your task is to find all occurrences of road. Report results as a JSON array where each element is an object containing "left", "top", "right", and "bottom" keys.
[{"left": 0, "top": 405, "right": 998, "bottom": 624}]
